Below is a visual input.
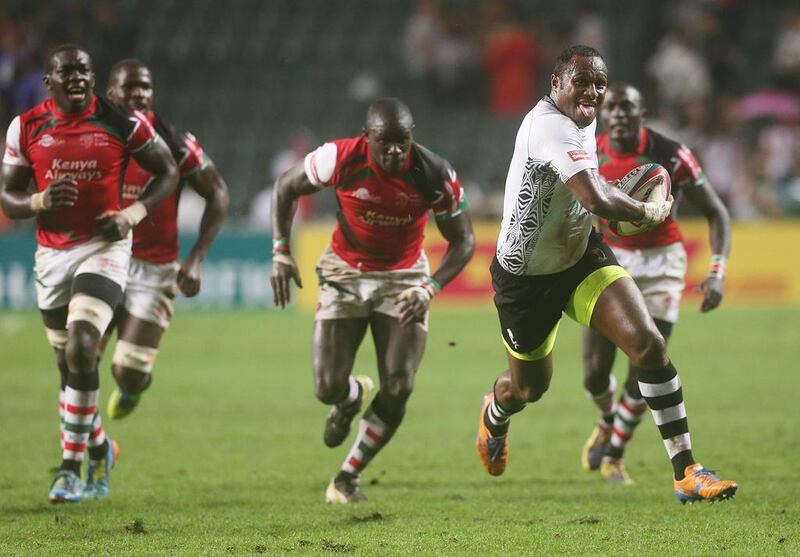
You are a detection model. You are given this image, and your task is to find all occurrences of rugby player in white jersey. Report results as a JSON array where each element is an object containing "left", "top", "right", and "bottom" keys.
[{"left": 475, "top": 45, "right": 737, "bottom": 504}]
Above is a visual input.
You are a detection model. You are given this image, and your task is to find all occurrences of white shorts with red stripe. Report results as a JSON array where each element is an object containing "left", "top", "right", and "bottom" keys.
[
  {"left": 123, "top": 257, "right": 180, "bottom": 330},
  {"left": 611, "top": 242, "right": 687, "bottom": 324},
  {"left": 34, "top": 234, "right": 132, "bottom": 310},
  {"left": 314, "top": 245, "right": 430, "bottom": 330}
]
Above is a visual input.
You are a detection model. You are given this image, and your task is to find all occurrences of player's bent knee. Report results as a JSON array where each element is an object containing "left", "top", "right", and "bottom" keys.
[
  {"left": 381, "top": 375, "right": 415, "bottom": 403},
  {"left": 67, "top": 293, "right": 115, "bottom": 335},
  {"left": 502, "top": 381, "right": 549, "bottom": 406},
  {"left": 524, "top": 384, "right": 549, "bottom": 403},
  {"left": 65, "top": 325, "right": 101, "bottom": 372},
  {"left": 45, "top": 328, "right": 68, "bottom": 351},
  {"left": 584, "top": 372, "right": 610, "bottom": 395},
  {"left": 629, "top": 328, "right": 667, "bottom": 369},
  {"left": 112, "top": 340, "right": 158, "bottom": 374}
]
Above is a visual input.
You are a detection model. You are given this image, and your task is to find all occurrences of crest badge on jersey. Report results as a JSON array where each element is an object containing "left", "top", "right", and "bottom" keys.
[
  {"left": 350, "top": 187, "right": 380, "bottom": 202},
  {"left": 79, "top": 133, "right": 111, "bottom": 149}
]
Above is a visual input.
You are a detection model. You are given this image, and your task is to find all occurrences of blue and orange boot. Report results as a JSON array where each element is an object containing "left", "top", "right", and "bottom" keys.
[
  {"left": 48, "top": 470, "right": 84, "bottom": 503},
  {"left": 83, "top": 438, "right": 120, "bottom": 500},
  {"left": 476, "top": 392, "right": 508, "bottom": 476},
  {"left": 674, "top": 464, "right": 738, "bottom": 504}
]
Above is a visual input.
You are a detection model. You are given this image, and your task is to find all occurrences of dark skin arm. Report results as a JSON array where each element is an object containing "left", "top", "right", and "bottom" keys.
[
  {"left": 395, "top": 210, "right": 475, "bottom": 326},
  {"left": 176, "top": 164, "right": 229, "bottom": 297},
  {"left": 1, "top": 164, "right": 78, "bottom": 218},
  {"left": 270, "top": 162, "right": 316, "bottom": 308},
  {"left": 97, "top": 138, "right": 178, "bottom": 241},
  {"left": 565, "top": 168, "right": 649, "bottom": 222},
  {"left": 683, "top": 181, "right": 731, "bottom": 312}
]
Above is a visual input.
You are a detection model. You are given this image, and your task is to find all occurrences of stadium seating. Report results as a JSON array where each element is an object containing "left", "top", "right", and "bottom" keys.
[{"left": 4, "top": 0, "right": 781, "bottom": 217}]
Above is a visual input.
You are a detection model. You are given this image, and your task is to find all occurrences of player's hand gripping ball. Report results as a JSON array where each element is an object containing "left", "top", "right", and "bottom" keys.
[{"left": 609, "top": 163, "right": 672, "bottom": 236}]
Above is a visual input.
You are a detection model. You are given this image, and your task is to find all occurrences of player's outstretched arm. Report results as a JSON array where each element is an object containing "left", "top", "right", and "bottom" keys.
[
  {"left": 178, "top": 164, "right": 230, "bottom": 297},
  {"left": 395, "top": 211, "right": 476, "bottom": 327},
  {"left": 684, "top": 180, "right": 731, "bottom": 312},
  {"left": 566, "top": 168, "right": 672, "bottom": 227},
  {"left": 432, "top": 211, "right": 476, "bottom": 290},
  {"left": 1, "top": 164, "right": 78, "bottom": 219},
  {"left": 270, "top": 162, "right": 319, "bottom": 308}
]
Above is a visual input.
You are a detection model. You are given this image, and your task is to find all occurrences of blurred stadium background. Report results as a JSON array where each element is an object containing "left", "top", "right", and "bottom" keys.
[{"left": 1, "top": 0, "right": 799, "bottom": 311}]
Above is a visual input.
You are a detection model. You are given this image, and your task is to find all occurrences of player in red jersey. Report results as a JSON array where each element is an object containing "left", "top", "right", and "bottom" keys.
[
  {"left": 580, "top": 83, "right": 731, "bottom": 484},
  {"left": 102, "top": 59, "right": 229, "bottom": 419},
  {"left": 0, "top": 45, "right": 178, "bottom": 503},
  {"left": 271, "top": 98, "right": 475, "bottom": 503}
]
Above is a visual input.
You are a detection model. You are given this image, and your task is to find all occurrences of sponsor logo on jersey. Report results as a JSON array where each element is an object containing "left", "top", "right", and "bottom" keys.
[
  {"left": 44, "top": 159, "right": 103, "bottom": 181},
  {"left": 359, "top": 210, "right": 413, "bottom": 227},
  {"left": 506, "top": 328, "right": 520, "bottom": 350},
  {"left": 591, "top": 247, "right": 607, "bottom": 262},
  {"left": 39, "top": 134, "right": 62, "bottom": 148},
  {"left": 567, "top": 149, "right": 591, "bottom": 162}
]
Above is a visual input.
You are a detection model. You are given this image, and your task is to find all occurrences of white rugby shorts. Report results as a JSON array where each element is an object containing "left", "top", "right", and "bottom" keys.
[
  {"left": 123, "top": 257, "right": 180, "bottom": 330},
  {"left": 315, "top": 245, "right": 431, "bottom": 330},
  {"left": 34, "top": 235, "right": 132, "bottom": 311},
  {"left": 611, "top": 242, "right": 687, "bottom": 324}
]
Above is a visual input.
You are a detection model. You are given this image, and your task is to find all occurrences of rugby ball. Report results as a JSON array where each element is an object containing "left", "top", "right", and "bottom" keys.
[{"left": 608, "top": 163, "right": 672, "bottom": 236}]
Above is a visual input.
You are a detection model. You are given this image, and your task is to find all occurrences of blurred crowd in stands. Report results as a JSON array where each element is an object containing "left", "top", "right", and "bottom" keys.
[
  {"left": 402, "top": 0, "right": 800, "bottom": 220},
  {"left": 1, "top": 0, "right": 799, "bottom": 233}
]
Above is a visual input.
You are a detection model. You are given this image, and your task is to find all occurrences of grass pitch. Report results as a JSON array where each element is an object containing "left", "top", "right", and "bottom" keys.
[{"left": 0, "top": 306, "right": 798, "bottom": 555}]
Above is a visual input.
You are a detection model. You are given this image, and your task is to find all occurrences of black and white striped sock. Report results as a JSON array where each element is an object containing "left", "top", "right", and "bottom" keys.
[
  {"left": 587, "top": 374, "right": 617, "bottom": 428},
  {"left": 484, "top": 394, "right": 517, "bottom": 437},
  {"left": 638, "top": 361, "right": 694, "bottom": 479}
]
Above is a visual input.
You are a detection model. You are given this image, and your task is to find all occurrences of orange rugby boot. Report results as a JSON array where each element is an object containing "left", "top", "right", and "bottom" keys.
[
  {"left": 476, "top": 392, "right": 508, "bottom": 476},
  {"left": 674, "top": 464, "right": 738, "bottom": 504}
]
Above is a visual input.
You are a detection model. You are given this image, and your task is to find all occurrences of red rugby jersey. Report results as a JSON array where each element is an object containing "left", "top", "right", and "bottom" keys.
[
  {"left": 121, "top": 112, "right": 207, "bottom": 264},
  {"left": 596, "top": 127, "right": 707, "bottom": 249},
  {"left": 304, "top": 135, "right": 467, "bottom": 271},
  {"left": 3, "top": 95, "right": 156, "bottom": 248}
]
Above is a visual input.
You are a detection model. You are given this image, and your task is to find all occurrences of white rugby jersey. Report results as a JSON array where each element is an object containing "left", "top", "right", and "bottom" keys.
[{"left": 496, "top": 96, "right": 598, "bottom": 276}]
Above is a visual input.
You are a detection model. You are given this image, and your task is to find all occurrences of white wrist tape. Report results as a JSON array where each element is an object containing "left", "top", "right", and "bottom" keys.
[
  {"left": 30, "top": 191, "right": 47, "bottom": 213},
  {"left": 120, "top": 201, "right": 148, "bottom": 226},
  {"left": 640, "top": 196, "right": 673, "bottom": 226}
]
